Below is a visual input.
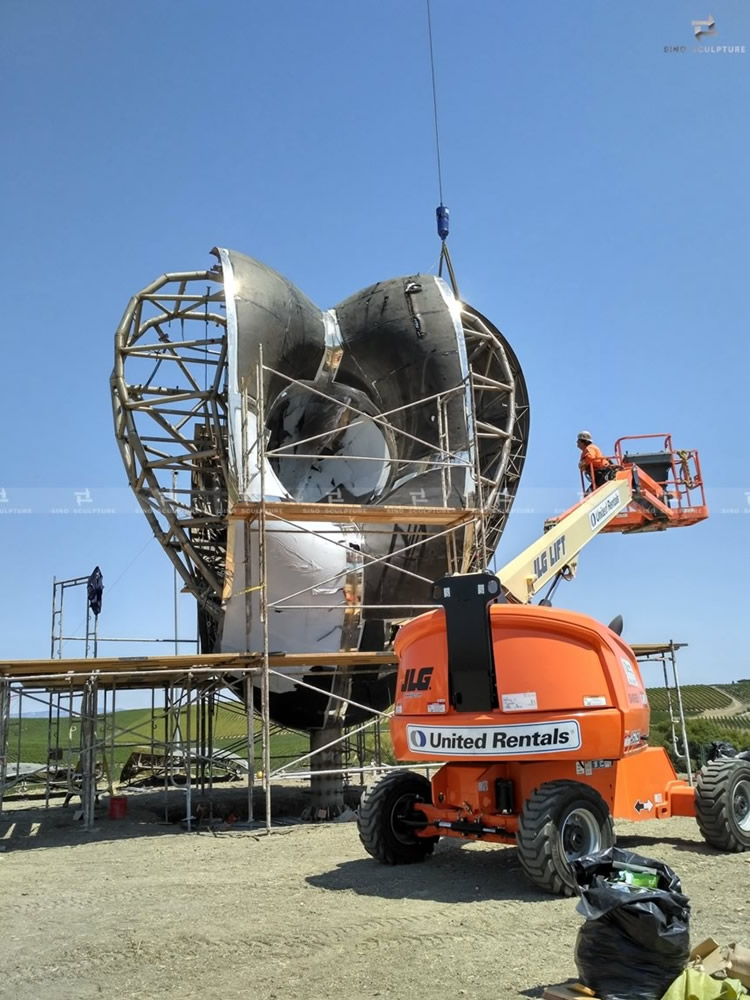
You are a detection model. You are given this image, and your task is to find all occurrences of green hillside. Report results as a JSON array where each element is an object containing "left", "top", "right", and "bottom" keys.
[
  {"left": 645, "top": 682, "right": 750, "bottom": 759},
  {"left": 645, "top": 685, "right": 732, "bottom": 714},
  {"left": 719, "top": 681, "right": 750, "bottom": 703},
  {"left": 6, "top": 702, "right": 389, "bottom": 780},
  {"left": 7, "top": 681, "right": 749, "bottom": 787}
]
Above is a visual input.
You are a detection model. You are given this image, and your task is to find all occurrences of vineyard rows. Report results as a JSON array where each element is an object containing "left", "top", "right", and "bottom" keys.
[
  {"left": 645, "top": 685, "right": 733, "bottom": 714},
  {"left": 6, "top": 686, "right": 750, "bottom": 773},
  {"left": 693, "top": 714, "right": 750, "bottom": 732},
  {"left": 718, "top": 681, "right": 750, "bottom": 703}
]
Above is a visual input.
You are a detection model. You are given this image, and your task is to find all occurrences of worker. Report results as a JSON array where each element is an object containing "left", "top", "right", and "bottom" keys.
[{"left": 577, "top": 431, "right": 612, "bottom": 489}]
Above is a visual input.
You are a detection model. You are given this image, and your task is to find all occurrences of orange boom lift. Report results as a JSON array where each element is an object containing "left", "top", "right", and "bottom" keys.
[{"left": 358, "top": 435, "right": 750, "bottom": 894}]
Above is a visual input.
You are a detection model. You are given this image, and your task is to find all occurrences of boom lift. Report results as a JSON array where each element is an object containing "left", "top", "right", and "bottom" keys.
[
  {"left": 499, "top": 433, "right": 707, "bottom": 605},
  {"left": 358, "top": 435, "right": 750, "bottom": 895}
]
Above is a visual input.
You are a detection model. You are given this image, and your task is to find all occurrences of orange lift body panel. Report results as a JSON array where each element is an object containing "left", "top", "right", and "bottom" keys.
[{"left": 391, "top": 604, "right": 695, "bottom": 843}]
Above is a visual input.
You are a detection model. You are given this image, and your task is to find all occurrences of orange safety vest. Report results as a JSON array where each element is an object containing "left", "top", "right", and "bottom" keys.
[{"left": 579, "top": 444, "right": 610, "bottom": 471}]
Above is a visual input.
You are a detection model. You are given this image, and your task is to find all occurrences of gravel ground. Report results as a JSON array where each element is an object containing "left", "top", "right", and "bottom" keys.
[{"left": 1, "top": 802, "right": 749, "bottom": 1000}]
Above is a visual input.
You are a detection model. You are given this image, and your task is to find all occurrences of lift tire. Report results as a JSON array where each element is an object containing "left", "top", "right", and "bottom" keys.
[
  {"left": 695, "top": 758, "right": 750, "bottom": 852},
  {"left": 358, "top": 770, "right": 438, "bottom": 865},
  {"left": 517, "top": 780, "right": 615, "bottom": 897}
]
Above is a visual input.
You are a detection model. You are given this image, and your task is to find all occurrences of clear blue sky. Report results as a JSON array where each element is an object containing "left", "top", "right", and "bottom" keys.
[{"left": 1, "top": 1, "right": 748, "bottom": 693}]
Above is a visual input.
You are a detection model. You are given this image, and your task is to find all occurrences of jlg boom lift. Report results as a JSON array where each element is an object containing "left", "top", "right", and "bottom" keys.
[{"left": 358, "top": 435, "right": 750, "bottom": 895}]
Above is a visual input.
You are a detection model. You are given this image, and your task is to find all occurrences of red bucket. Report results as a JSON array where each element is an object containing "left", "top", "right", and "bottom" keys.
[{"left": 108, "top": 795, "right": 128, "bottom": 820}]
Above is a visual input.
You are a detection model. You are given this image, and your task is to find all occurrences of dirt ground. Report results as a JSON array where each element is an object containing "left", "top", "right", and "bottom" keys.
[{"left": 1, "top": 792, "right": 749, "bottom": 1000}]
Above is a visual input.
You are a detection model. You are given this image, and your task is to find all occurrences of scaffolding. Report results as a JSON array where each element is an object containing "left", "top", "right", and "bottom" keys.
[
  {"left": 3, "top": 277, "right": 701, "bottom": 837},
  {"left": 635, "top": 640, "right": 693, "bottom": 782},
  {"left": 2, "top": 259, "right": 535, "bottom": 836},
  {"left": 2, "top": 349, "right": 501, "bottom": 831},
  {"left": 0, "top": 652, "right": 400, "bottom": 833},
  {"left": 0, "top": 640, "right": 695, "bottom": 838}
]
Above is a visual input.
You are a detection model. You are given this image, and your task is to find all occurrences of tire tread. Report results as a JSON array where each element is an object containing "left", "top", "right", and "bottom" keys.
[
  {"left": 695, "top": 759, "right": 750, "bottom": 853},
  {"left": 358, "top": 770, "right": 437, "bottom": 865},
  {"left": 516, "top": 780, "right": 614, "bottom": 897}
]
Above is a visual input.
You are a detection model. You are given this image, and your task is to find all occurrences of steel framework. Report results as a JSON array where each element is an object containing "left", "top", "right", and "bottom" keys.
[
  {"left": 0, "top": 658, "right": 400, "bottom": 834},
  {"left": 1, "top": 256, "right": 533, "bottom": 833},
  {"left": 110, "top": 263, "right": 529, "bottom": 655},
  {"left": 111, "top": 265, "right": 229, "bottom": 648}
]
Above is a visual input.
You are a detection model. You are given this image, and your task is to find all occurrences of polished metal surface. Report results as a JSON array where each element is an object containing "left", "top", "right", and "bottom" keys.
[{"left": 112, "top": 249, "right": 529, "bottom": 730}]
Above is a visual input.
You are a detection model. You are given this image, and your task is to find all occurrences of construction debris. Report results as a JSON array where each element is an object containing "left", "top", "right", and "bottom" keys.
[
  {"left": 689, "top": 940, "right": 750, "bottom": 989},
  {"left": 662, "top": 968, "right": 748, "bottom": 1000}
]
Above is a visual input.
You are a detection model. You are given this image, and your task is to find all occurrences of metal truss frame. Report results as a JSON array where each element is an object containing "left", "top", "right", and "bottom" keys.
[
  {"left": 111, "top": 266, "right": 230, "bottom": 641},
  {"left": 112, "top": 270, "right": 529, "bottom": 652}
]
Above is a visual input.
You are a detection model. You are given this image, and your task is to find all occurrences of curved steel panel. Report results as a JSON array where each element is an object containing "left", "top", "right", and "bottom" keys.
[{"left": 112, "top": 249, "right": 530, "bottom": 731}]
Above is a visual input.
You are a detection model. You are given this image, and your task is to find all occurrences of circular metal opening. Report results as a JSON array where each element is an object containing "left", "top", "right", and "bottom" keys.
[
  {"left": 733, "top": 778, "right": 750, "bottom": 832},
  {"left": 561, "top": 807, "right": 601, "bottom": 861},
  {"left": 266, "top": 382, "right": 395, "bottom": 503}
]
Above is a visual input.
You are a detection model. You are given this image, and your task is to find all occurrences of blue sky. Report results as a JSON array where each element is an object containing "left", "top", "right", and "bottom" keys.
[{"left": 0, "top": 0, "right": 748, "bottom": 695}]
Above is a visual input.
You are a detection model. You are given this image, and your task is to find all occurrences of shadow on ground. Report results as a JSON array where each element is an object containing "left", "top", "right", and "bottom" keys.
[
  {"left": 615, "top": 832, "right": 718, "bottom": 856},
  {"left": 306, "top": 839, "right": 554, "bottom": 904},
  {"left": 0, "top": 783, "right": 347, "bottom": 852}
]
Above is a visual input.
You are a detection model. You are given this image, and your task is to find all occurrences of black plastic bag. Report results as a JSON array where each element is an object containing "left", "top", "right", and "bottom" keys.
[
  {"left": 707, "top": 740, "right": 738, "bottom": 761},
  {"left": 705, "top": 741, "right": 750, "bottom": 762},
  {"left": 573, "top": 848, "right": 690, "bottom": 1000}
]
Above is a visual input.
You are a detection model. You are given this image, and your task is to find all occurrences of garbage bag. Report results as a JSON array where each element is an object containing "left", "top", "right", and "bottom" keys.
[
  {"left": 705, "top": 742, "right": 750, "bottom": 763},
  {"left": 707, "top": 741, "right": 739, "bottom": 761},
  {"left": 573, "top": 848, "right": 690, "bottom": 1000}
]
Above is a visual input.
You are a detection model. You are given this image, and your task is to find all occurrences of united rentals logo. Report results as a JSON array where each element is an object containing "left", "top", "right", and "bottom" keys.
[
  {"left": 406, "top": 720, "right": 581, "bottom": 756},
  {"left": 589, "top": 491, "right": 621, "bottom": 531},
  {"left": 665, "top": 15, "right": 745, "bottom": 54}
]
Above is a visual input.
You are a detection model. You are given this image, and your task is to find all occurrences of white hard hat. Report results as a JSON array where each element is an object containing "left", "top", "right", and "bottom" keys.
[{"left": 577, "top": 430, "right": 592, "bottom": 442}]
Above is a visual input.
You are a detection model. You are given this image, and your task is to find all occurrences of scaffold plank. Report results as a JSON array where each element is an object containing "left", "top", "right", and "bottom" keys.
[
  {"left": 0, "top": 649, "right": 399, "bottom": 681},
  {"left": 230, "top": 500, "right": 480, "bottom": 526}
]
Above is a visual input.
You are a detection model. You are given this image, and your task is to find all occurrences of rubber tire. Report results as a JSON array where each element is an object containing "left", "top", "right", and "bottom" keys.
[
  {"left": 695, "top": 758, "right": 750, "bottom": 852},
  {"left": 517, "top": 780, "right": 615, "bottom": 896},
  {"left": 358, "top": 770, "right": 439, "bottom": 865}
]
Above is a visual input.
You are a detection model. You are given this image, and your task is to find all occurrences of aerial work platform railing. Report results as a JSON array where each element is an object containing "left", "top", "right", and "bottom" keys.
[{"left": 576, "top": 433, "right": 708, "bottom": 534}]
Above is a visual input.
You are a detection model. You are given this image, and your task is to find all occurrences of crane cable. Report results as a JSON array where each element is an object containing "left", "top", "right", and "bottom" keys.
[
  {"left": 426, "top": 0, "right": 459, "bottom": 298},
  {"left": 426, "top": 0, "right": 444, "bottom": 206}
]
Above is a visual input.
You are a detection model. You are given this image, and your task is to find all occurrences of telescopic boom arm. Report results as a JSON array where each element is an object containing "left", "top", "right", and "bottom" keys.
[{"left": 495, "top": 477, "right": 632, "bottom": 603}]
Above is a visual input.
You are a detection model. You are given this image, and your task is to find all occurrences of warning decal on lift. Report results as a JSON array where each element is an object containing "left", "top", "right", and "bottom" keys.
[
  {"left": 576, "top": 759, "right": 613, "bottom": 775},
  {"left": 501, "top": 691, "right": 538, "bottom": 712},
  {"left": 621, "top": 657, "right": 641, "bottom": 688}
]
